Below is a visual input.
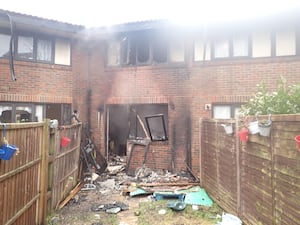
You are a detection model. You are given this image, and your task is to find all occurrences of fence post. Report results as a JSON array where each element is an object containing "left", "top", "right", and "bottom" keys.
[
  {"left": 235, "top": 116, "right": 241, "bottom": 216},
  {"left": 38, "top": 120, "right": 50, "bottom": 225}
]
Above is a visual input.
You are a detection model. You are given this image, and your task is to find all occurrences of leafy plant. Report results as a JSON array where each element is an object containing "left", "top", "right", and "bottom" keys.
[{"left": 240, "top": 77, "right": 300, "bottom": 115}]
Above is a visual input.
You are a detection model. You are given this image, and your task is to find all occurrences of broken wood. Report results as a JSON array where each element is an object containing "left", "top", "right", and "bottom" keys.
[
  {"left": 186, "top": 163, "right": 200, "bottom": 182},
  {"left": 134, "top": 182, "right": 200, "bottom": 187},
  {"left": 56, "top": 182, "right": 83, "bottom": 210}
]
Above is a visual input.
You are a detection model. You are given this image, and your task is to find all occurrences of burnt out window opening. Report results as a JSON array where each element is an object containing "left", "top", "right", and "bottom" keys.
[
  {"left": 0, "top": 30, "right": 70, "bottom": 65},
  {"left": 145, "top": 114, "right": 168, "bottom": 141},
  {"left": 128, "top": 104, "right": 168, "bottom": 140},
  {"left": 107, "top": 32, "right": 184, "bottom": 66}
]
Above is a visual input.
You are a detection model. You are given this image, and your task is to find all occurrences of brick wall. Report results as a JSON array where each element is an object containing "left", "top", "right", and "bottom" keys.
[
  {"left": 0, "top": 58, "right": 73, "bottom": 103},
  {"left": 73, "top": 37, "right": 300, "bottom": 176}
]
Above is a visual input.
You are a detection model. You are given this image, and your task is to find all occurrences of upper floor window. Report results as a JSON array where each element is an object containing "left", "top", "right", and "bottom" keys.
[
  {"left": 194, "top": 27, "right": 297, "bottom": 62},
  {"left": 214, "top": 38, "right": 230, "bottom": 58},
  {"left": 252, "top": 31, "right": 271, "bottom": 58},
  {"left": 106, "top": 32, "right": 185, "bottom": 67},
  {"left": 37, "top": 39, "right": 52, "bottom": 62},
  {"left": 0, "top": 34, "right": 11, "bottom": 57},
  {"left": 275, "top": 28, "right": 296, "bottom": 56},
  {"left": 0, "top": 32, "right": 71, "bottom": 66},
  {"left": 233, "top": 35, "right": 249, "bottom": 57}
]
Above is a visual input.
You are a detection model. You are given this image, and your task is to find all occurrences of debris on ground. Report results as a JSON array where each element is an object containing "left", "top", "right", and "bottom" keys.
[{"left": 52, "top": 154, "right": 228, "bottom": 224}]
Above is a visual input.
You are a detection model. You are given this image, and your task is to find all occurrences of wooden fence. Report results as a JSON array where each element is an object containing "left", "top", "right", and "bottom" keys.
[
  {"left": 200, "top": 115, "right": 300, "bottom": 225},
  {"left": 0, "top": 121, "right": 82, "bottom": 225}
]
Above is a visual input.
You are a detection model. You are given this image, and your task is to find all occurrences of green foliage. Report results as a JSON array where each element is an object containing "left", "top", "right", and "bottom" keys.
[{"left": 240, "top": 77, "right": 300, "bottom": 115}]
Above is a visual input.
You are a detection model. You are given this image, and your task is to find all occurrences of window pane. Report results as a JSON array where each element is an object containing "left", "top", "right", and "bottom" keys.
[
  {"left": 194, "top": 39, "right": 211, "bottom": 61},
  {"left": 55, "top": 38, "right": 71, "bottom": 65},
  {"left": 107, "top": 40, "right": 121, "bottom": 66},
  {"left": 35, "top": 105, "right": 44, "bottom": 122},
  {"left": 17, "top": 36, "right": 34, "bottom": 60},
  {"left": 0, "top": 34, "right": 10, "bottom": 57},
  {"left": 153, "top": 39, "right": 167, "bottom": 63},
  {"left": 137, "top": 38, "right": 150, "bottom": 63},
  {"left": 252, "top": 31, "right": 271, "bottom": 57},
  {"left": 169, "top": 39, "right": 185, "bottom": 62},
  {"left": 233, "top": 35, "right": 248, "bottom": 57},
  {"left": 276, "top": 29, "right": 296, "bottom": 56},
  {"left": 0, "top": 106, "right": 13, "bottom": 123},
  {"left": 214, "top": 39, "right": 229, "bottom": 58},
  {"left": 37, "top": 39, "right": 52, "bottom": 62},
  {"left": 16, "top": 106, "right": 32, "bottom": 122},
  {"left": 213, "top": 106, "right": 231, "bottom": 119}
]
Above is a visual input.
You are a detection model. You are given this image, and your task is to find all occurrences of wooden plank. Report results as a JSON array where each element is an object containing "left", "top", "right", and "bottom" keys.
[{"left": 56, "top": 182, "right": 83, "bottom": 210}]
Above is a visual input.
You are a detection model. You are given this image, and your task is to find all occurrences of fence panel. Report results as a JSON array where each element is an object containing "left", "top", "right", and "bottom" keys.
[
  {"left": 49, "top": 124, "right": 82, "bottom": 210},
  {"left": 201, "top": 119, "right": 238, "bottom": 214},
  {"left": 0, "top": 123, "right": 44, "bottom": 225},
  {"left": 201, "top": 115, "right": 300, "bottom": 225}
]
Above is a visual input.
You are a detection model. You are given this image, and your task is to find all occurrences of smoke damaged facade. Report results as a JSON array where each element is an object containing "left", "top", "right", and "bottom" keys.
[{"left": 1, "top": 9, "right": 300, "bottom": 175}]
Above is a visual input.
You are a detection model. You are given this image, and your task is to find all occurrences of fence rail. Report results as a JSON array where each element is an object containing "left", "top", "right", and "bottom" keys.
[
  {"left": 0, "top": 121, "right": 82, "bottom": 225},
  {"left": 201, "top": 115, "right": 300, "bottom": 225}
]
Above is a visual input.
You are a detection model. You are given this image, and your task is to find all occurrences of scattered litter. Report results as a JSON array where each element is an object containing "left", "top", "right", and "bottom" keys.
[
  {"left": 134, "top": 210, "right": 141, "bottom": 216},
  {"left": 158, "top": 209, "right": 167, "bottom": 215},
  {"left": 184, "top": 186, "right": 213, "bottom": 207},
  {"left": 106, "top": 207, "right": 121, "bottom": 214},
  {"left": 154, "top": 192, "right": 185, "bottom": 201},
  {"left": 216, "top": 213, "right": 242, "bottom": 225},
  {"left": 91, "top": 201, "right": 129, "bottom": 214},
  {"left": 192, "top": 205, "right": 199, "bottom": 211},
  {"left": 129, "top": 187, "right": 150, "bottom": 197},
  {"left": 81, "top": 183, "right": 96, "bottom": 191},
  {"left": 167, "top": 201, "right": 186, "bottom": 211}
]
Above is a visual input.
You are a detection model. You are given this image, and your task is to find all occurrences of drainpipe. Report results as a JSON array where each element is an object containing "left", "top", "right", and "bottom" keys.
[{"left": 1, "top": 12, "right": 17, "bottom": 81}]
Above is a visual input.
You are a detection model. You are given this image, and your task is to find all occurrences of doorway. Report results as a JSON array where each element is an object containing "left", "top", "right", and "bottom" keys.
[{"left": 107, "top": 104, "right": 168, "bottom": 157}]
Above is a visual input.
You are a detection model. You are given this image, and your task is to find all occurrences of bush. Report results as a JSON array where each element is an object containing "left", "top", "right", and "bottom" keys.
[{"left": 240, "top": 77, "right": 300, "bottom": 115}]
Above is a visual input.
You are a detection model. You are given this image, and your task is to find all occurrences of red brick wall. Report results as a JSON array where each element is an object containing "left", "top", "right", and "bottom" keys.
[
  {"left": 0, "top": 57, "right": 73, "bottom": 103},
  {"left": 74, "top": 37, "right": 300, "bottom": 177}
]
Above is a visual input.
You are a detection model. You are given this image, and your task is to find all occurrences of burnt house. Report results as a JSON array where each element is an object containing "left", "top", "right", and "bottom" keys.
[{"left": 1, "top": 9, "right": 300, "bottom": 175}]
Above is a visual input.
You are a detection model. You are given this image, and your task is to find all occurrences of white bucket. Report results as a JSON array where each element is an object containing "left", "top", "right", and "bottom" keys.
[
  {"left": 217, "top": 213, "right": 242, "bottom": 225},
  {"left": 259, "top": 124, "right": 271, "bottom": 137},
  {"left": 222, "top": 124, "right": 233, "bottom": 135},
  {"left": 248, "top": 121, "right": 259, "bottom": 134}
]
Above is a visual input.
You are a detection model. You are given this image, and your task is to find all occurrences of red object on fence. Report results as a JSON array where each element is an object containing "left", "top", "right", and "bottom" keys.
[
  {"left": 61, "top": 137, "right": 70, "bottom": 147},
  {"left": 61, "top": 126, "right": 70, "bottom": 147},
  {"left": 238, "top": 129, "right": 249, "bottom": 142},
  {"left": 295, "top": 135, "right": 300, "bottom": 150}
]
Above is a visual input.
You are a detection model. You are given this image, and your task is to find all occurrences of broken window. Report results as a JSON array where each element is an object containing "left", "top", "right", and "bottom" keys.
[
  {"left": 153, "top": 38, "right": 167, "bottom": 63},
  {"left": 145, "top": 114, "right": 168, "bottom": 141},
  {"left": 136, "top": 36, "right": 150, "bottom": 64},
  {"left": 214, "top": 38, "right": 229, "bottom": 58},
  {"left": 107, "top": 40, "right": 121, "bottom": 66},
  {"left": 169, "top": 39, "right": 185, "bottom": 62},
  {"left": 128, "top": 104, "right": 168, "bottom": 139}
]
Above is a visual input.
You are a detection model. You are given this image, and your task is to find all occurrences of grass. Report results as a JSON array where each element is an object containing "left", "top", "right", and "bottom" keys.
[{"left": 136, "top": 200, "right": 222, "bottom": 225}]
